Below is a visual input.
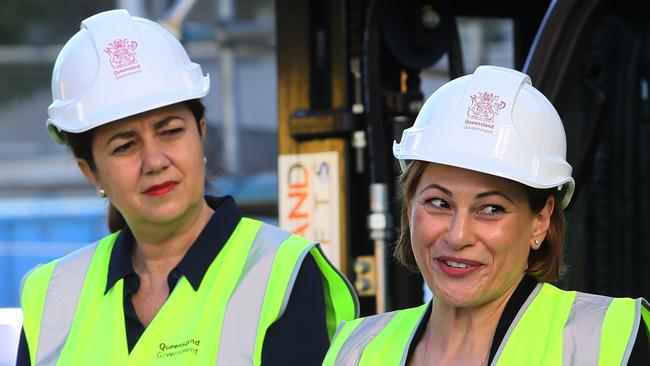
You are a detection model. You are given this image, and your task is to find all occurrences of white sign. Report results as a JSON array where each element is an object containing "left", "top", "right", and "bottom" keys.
[
  {"left": 278, "top": 152, "right": 341, "bottom": 269},
  {"left": 0, "top": 308, "right": 22, "bottom": 366}
]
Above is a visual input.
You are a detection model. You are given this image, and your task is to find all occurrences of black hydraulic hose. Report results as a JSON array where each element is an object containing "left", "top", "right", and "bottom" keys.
[{"left": 362, "top": 0, "right": 389, "bottom": 185}]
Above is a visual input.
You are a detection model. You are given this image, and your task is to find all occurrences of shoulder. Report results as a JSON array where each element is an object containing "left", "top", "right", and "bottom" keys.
[
  {"left": 19, "top": 239, "right": 108, "bottom": 345},
  {"left": 324, "top": 304, "right": 428, "bottom": 365},
  {"left": 556, "top": 287, "right": 649, "bottom": 359},
  {"left": 246, "top": 220, "right": 316, "bottom": 263},
  {"left": 20, "top": 234, "right": 116, "bottom": 300},
  {"left": 335, "top": 304, "right": 428, "bottom": 340},
  {"left": 22, "top": 242, "right": 97, "bottom": 288},
  {"left": 242, "top": 218, "right": 308, "bottom": 247},
  {"left": 569, "top": 288, "right": 648, "bottom": 319},
  {"left": 540, "top": 283, "right": 647, "bottom": 322}
]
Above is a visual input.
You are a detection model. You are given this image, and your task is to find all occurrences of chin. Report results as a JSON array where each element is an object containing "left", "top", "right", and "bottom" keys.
[
  {"left": 143, "top": 201, "right": 190, "bottom": 222},
  {"left": 436, "top": 292, "right": 478, "bottom": 307},
  {"left": 431, "top": 281, "right": 484, "bottom": 307}
]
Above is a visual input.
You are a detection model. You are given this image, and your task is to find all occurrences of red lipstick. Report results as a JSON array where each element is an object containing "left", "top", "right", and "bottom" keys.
[
  {"left": 144, "top": 181, "right": 177, "bottom": 196},
  {"left": 436, "top": 256, "right": 482, "bottom": 277}
]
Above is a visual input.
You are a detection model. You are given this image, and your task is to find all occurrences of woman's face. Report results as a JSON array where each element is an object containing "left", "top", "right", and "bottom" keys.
[
  {"left": 409, "top": 162, "right": 552, "bottom": 308},
  {"left": 79, "top": 103, "right": 206, "bottom": 227}
]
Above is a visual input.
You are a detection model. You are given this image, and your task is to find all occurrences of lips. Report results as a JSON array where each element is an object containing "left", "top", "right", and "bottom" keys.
[
  {"left": 144, "top": 181, "right": 177, "bottom": 196},
  {"left": 435, "top": 256, "right": 482, "bottom": 277}
]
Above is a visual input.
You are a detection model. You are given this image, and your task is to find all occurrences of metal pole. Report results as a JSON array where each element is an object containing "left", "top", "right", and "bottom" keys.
[
  {"left": 369, "top": 183, "right": 389, "bottom": 313},
  {"left": 117, "top": 0, "right": 147, "bottom": 17},
  {"left": 157, "top": 0, "right": 199, "bottom": 38},
  {"left": 216, "top": 0, "right": 241, "bottom": 175},
  {"left": 363, "top": 0, "right": 392, "bottom": 313}
]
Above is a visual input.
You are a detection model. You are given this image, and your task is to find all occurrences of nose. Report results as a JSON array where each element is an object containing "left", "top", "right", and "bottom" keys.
[
  {"left": 444, "top": 211, "right": 474, "bottom": 250},
  {"left": 141, "top": 139, "right": 170, "bottom": 175}
]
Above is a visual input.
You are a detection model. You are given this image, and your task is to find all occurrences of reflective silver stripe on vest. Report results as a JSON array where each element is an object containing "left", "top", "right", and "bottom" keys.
[
  {"left": 562, "top": 292, "right": 612, "bottom": 366},
  {"left": 491, "top": 282, "right": 543, "bottom": 365},
  {"left": 621, "top": 298, "right": 649, "bottom": 364},
  {"left": 36, "top": 242, "right": 98, "bottom": 366},
  {"left": 279, "top": 240, "right": 316, "bottom": 316},
  {"left": 215, "top": 223, "right": 293, "bottom": 366},
  {"left": 398, "top": 304, "right": 430, "bottom": 366},
  {"left": 333, "top": 312, "right": 397, "bottom": 366}
]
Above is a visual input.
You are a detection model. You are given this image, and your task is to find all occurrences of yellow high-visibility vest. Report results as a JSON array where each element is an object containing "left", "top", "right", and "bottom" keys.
[
  {"left": 22, "top": 218, "right": 358, "bottom": 365},
  {"left": 324, "top": 282, "right": 649, "bottom": 365}
]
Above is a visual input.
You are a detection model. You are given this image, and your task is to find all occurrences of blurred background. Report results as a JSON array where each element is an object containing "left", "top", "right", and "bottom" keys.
[{"left": 1, "top": 0, "right": 648, "bottom": 363}]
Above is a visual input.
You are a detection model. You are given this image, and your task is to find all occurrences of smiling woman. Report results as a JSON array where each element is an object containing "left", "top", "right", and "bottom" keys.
[
  {"left": 408, "top": 162, "right": 553, "bottom": 310},
  {"left": 16, "top": 9, "right": 358, "bottom": 366},
  {"left": 323, "top": 66, "right": 649, "bottom": 365}
]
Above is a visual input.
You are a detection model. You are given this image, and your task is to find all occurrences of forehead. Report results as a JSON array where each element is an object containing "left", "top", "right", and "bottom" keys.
[
  {"left": 95, "top": 103, "right": 193, "bottom": 136},
  {"left": 417, "top": 162, "right": 528, "bottom": 198}
]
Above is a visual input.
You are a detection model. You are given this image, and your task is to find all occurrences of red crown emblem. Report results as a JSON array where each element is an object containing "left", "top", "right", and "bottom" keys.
[
  {"left": 467, "top": 91, "right": 506, "bottom": 123},
  {"left": 104, "top": 39, "right": 138, "bottom": 69}
]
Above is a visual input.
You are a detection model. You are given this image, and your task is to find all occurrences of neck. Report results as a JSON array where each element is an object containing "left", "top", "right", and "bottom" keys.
[
  {"left": 129, "top": 199, "right": 214, "bottom": 275},
  {"left": 424, "top": 276, "right": 523, "bottom": 365}
]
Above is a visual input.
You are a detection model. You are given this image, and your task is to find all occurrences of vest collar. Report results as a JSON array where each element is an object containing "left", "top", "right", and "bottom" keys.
[
  {"left": 405, "top": 275, "right": 538, "bottom": 362},
  {"left": 105, "top": 195, "right": 242, "bottom": 294}
]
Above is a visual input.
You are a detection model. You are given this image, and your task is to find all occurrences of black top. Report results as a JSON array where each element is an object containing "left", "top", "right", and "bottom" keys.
[
  {"left": 17, "top": 196, "right": 329, "bottom": 366},
  {"left": 405, "top": 275, "right": 650, "bottom": 364}
]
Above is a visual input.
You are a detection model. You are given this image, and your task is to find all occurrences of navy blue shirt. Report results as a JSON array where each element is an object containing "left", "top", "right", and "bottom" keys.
[{"left": 17, "top": 196, "right": 329, "bottom": 365}]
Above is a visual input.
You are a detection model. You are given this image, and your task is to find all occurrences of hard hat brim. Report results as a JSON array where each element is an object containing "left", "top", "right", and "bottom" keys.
[{"left": 394, "top": 141, "right": 575, "bottom": 209}]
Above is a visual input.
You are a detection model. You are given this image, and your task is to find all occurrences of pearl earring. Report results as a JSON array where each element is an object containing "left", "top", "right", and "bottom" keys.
[{"left": 98, "top": 188, "right": 107, "bottom": 198}]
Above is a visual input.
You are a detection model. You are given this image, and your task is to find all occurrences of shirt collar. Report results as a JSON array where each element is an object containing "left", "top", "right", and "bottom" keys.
[
  {"left": 105, "top": 226, "right": 135, "bottom": 294},
  {"left": 105, "top": 195, "right": 243, "bottom": 294}
]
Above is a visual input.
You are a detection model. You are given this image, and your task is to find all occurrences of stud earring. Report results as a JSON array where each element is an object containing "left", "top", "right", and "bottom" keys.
[
  {"left": 533, "top": 239, "right": 541, "bottom": 247},
  {"left": 98, "top": 188, "right": 107, "bottom": 198},
  {"left": 203, "top": 156, "right": 207, "bottom": 164}
]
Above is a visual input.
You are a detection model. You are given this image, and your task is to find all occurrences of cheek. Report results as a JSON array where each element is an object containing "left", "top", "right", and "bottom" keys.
[
  {"left": 183, "top": 140, "right": 205, "bottom": 168},
  {"left": 96, "top": 162, "right": 133, "bottom": 189},
  {"left": 409, "top": 208, "right": 441, "bottom": 262},
  {"left": 169, "top": 142, "right": 202, "bottom": 169},
  {"left": 483, "top": 220, "right": 532, "bottom": 266},
  {"left": 178, "top": 148, "right": 207, "bottom": 193}
]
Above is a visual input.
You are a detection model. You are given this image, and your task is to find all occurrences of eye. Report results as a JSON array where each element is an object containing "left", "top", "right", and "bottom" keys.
[
  {"left": 427, "top": 197, "right": 449, "bottom": 209},
  {"left": 161, "top": 128, "right": 184, "bottom": 136},
  {"left": 113, "top": 141, "right": 135, "bottom": 154},
  {"left": 478, "top": 204, "right": 505, "bottom": 215}
]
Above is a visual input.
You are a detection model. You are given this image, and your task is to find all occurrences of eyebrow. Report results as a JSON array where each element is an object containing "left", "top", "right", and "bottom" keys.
[
  {"left": 153, "top": 116, "right": 184, "bottom": 130},
  {"left": 106, "top": 130, "right": 135, "bottom": 146},
  {"left": 476, "top": 190, "right": 515, "bottom": 204},
  {"left": 417, "top": 183, "right": 515, "bottom": 204},
  {"left": 106, "top": 116, "right": 185, "bottom": 146},
  {"left": 417, "top": 183, "right": 452, "bottom": 196}
]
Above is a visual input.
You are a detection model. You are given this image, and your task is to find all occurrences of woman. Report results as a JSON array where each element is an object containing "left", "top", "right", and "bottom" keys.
[
  {"left": 17, "top": 9, "right": 358, "bottom": 365},
  {"left": 324, "top": 65, "right": 649, "bottom": 365}
]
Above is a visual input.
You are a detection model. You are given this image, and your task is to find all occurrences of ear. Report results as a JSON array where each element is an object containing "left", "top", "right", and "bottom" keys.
[
  {"left": 531, "top": 195, "right": 555, "bottom": 250},
  {"left": 76, "top": 159, "right": 101, "bottom": 189}
]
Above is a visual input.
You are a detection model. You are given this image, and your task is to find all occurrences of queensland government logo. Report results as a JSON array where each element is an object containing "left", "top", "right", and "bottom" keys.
[
  {"left": 463, "top": 91, "right": 506, "bottom": 134},
  {"left": 104, "top": 38, "right": 142, "bottom": 80},
  {"left": 157, "top": 338, "right": 201, "bottom": 359}
]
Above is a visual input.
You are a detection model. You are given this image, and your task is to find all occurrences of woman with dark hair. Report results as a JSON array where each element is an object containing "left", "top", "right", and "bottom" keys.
[
  {"left": 324, "top": 66, "right": 649, "bottom": 365},
  {"left": 17, "top": 9, "right": 357, "bottom": 366}
]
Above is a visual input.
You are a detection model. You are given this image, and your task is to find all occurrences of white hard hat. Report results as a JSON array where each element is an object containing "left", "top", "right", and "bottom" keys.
[
  {"left": 393, "top": 65, "right": 575, "bottom": 208},
  {"left": 46, "top": 9, "right": 210, "bottom": 144}
]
